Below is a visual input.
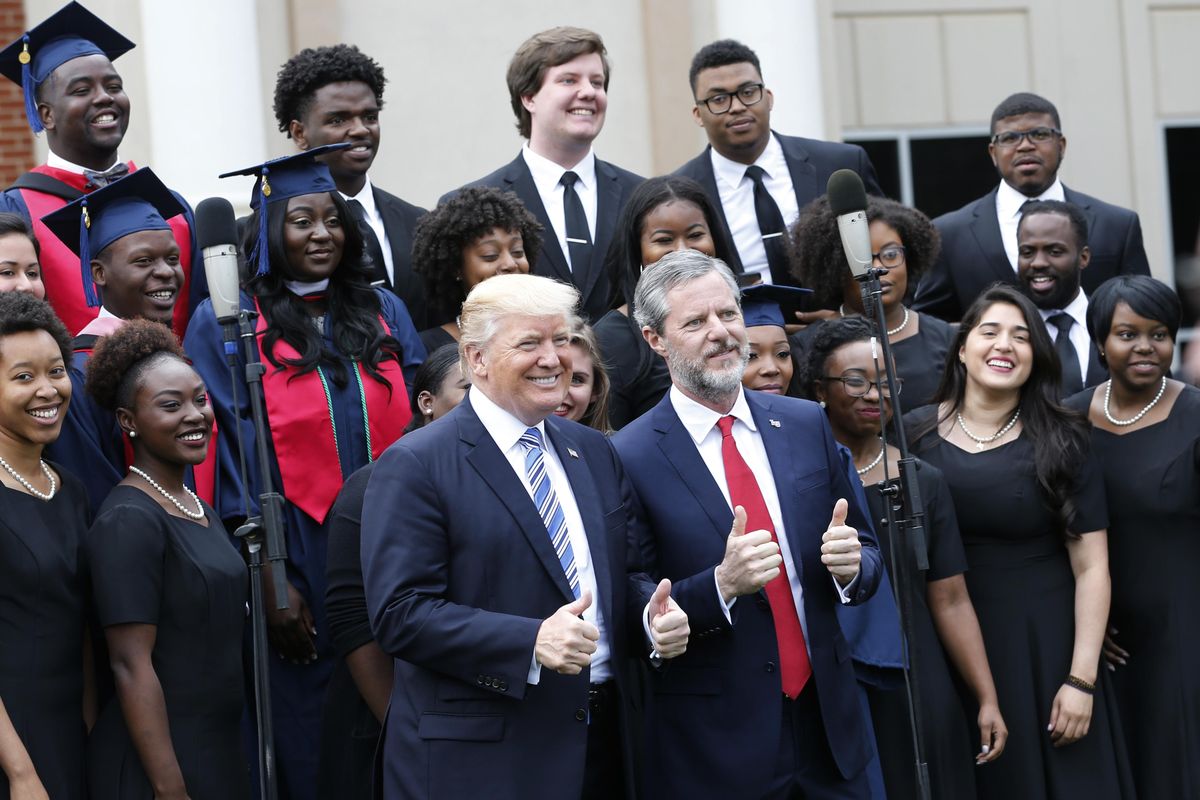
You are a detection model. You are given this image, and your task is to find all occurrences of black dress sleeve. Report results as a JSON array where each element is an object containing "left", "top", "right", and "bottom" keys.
[
  {"left": 1068, "top": 446, "right": 1109, "bottom": 535},
  {"left": 86, "top": 499, "right": 167, "bottom": 627},
  {"left": 918, "top": 461, "right": 968, "bottom": 581},
  {"left": 325, "top": 465, "right": 375, "bottom": 659}
]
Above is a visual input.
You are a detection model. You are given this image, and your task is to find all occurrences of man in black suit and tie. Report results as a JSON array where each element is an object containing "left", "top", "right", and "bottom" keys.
[
  {"left": 675, "top": 39, "right": 881, "bottom": 288},
  {"left": 1016, "top": 200, "right": 1108, "bottom": 394},
  {"left": 913, "top": 92, "right": 1149, "bottom": 322},
  {"left": 447, "top": 27, "right": 643, "bottom": 323},
  {"left": 273, "top": 44, "right": 431, "bottom": 328}
]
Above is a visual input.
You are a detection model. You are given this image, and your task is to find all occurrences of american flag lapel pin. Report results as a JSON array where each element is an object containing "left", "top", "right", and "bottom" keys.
[{"left": 769, "top": 419, "right": 781, "bottom": 428}]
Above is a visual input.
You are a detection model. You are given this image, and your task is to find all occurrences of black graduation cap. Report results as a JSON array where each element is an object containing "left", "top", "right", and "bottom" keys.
[
  {"left": 0, "top": 1, "right": 135, "bottom": 133},
  {"left": 40, "top": 168, "right": 182, "bottom": 307},
  {"left": 741, "top": 284, "right": 813, "bottom": 328},
  {"left": 218, "top": 142, "right": 351, "bottom": 277}
]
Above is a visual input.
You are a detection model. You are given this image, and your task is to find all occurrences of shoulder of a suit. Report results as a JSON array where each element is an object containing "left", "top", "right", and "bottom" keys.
[{"left": 1062, "top": 185, "right": 1139, "bottom": 221}]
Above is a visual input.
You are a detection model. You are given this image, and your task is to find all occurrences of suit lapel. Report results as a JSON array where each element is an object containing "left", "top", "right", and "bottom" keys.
[
  {"left": 504, "top": 155, "right": 571, "bottom": 282},
  {"left": 374, "top": 189, "right": 412, "bottom": 287},
  {"left": 650, "top": 400, "right": 733, "bottom": 548},
  {"left": 692, "top": 148, "right": 742, "bottom": 272},
  {"left": 970, "top": 189, "right": 1020, "bottom": 284},
  {"left": 1063, "top": 186, "right": 1099, "bottom": 244},
  {"left": 458, "top": 404, "right": 576, "bottom": 602},
  {"left": 778, "top": 133, "right": 818, "bottom": 216},
  {"left": 746, "top": 394, "right": 811, "bottom": 580},
  {"left": 584, "top": 160, "right": 621, "bottom": 302}
]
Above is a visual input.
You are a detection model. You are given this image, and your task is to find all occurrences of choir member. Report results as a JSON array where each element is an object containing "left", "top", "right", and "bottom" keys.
[
  {"left": 552, "top": 323, "right": 611, "bottom": 433},
  {"left": 403, "top": 342, "right": 470, "bottom": 433},
  {"left": 0, "top": 214, "right": 45, "bottom": 299}
]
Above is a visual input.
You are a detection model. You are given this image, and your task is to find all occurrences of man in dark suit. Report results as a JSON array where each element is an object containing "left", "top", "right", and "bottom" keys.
[
  {"left": 675, "top": 39, "right": 881, "bottom": 288},
  {"left": 1016, "top": 200, "right": 1108, "bottom": 394},
  {"left": 273, "top": 44, "right": 430, "bottom": 328},
  {"left": 613, "top": 250, "right": 883, "bottom": 798},
  {"left": 445, "top": 27, "right": 642, "bottom": 322},
  {"left": 913, "top": 92, "right": 1149, "bottom": 322},
  {"left": 361, "top": 273, "right": 690, "bottom": 799}
]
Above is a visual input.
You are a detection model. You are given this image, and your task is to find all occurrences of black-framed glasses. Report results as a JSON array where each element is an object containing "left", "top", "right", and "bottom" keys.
[
  {"left": 822, "top": 372, "right": 903, "bottom": 398},
  {"left": 872, "top": 246, "right": 906, "bottom": 268},
  {"left": 697, "top": 82, "right": 765, "bottom": 115},
  {"left": 990, "top": 126, "right": 1061, "bottom": 148}
]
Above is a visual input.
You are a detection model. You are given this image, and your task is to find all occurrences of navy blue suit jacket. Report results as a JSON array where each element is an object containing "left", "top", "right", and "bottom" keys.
[
  {"left": 912, "top": 184, "right": 1151, "bottom": 322},
  {"left": 444, "top": 152, "right": 643, "bottom": 322},
  {"left": 674, "top": 132, "right": 882, "bottom": 277},
  {"left": 612, "top": 390, "right": 882, "bottom": 798},
  {"left": 361, "top": 398, "right": 646, "bottom": 799}
]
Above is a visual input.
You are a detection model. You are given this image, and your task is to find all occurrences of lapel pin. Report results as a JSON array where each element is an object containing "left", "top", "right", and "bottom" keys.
[
  {"left": 567, "top": 448, "right": 580, "bottom": 459},
  {"left": 769, "top": 419, "right": 781, "bottom": 428}
]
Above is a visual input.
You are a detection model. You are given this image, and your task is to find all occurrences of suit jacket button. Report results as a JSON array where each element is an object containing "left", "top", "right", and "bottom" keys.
[
  {"left": 575, "top": 709, "right": 587, "bottom": 722},
  {"left": 476, "top": 675, "right": 485, "bottom": 685},
  {"left": 499, "top": 681, "right": 508, "bottom": 692},
  {"left": 765, "top": 661, "right": 776, "bottom": 673}
]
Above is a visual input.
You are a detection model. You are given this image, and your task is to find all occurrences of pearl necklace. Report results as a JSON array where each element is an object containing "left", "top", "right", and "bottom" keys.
[
  {"left": 1104, "top": 377, "right": 1166, "bottom": 427},
  {"left": 838, "top": 304, "right": 910, "bottom": 336},
  {"left": 129, "top": 466, "right": 205, "bottom": 520},
  {"left": 856, "top": 444, "right": 886, "bottom": 475},
  {"left": 956, "top": 408, "right": 1020, "bottom": 450},
  {"left": 0, "top": 455, "right": 56, "bottom": 500}
]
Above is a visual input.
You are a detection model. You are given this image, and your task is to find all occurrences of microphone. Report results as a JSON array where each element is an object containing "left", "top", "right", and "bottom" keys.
[
  {"left": 196, "top": 197, "right": 242, "bottom": 323},
  {"left": 826, "top": 169, "right": 872, "bottom": 278}
]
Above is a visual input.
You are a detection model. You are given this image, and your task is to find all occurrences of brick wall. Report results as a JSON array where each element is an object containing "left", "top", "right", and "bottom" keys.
[{"left": 0, "top": 0, "right": 33, "bottom": 184}]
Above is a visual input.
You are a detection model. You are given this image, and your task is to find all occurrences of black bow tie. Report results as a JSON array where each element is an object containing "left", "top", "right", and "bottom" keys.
[{"left": 83, "top": 162, "right": 130, "bottom": 190}]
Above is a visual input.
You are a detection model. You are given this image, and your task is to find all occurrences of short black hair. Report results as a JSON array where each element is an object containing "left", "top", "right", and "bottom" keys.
[
  {"left": 800, "top": 316, "right": 877, "bottom": 400},
  {"left": 0, "top": 292, "right": 71, "bottom": 367},
  {"left": 404, "top": 343, "right": 463, "bottom": 432},
  {"left": 1086, "top": 275, "right": 1182, "bottom": 355},
  {"left": 1018, "top": 199, "right": 1088, "bottom": 250},
  {"left": 688, "top": 39, "right": 762, "bottom": 93},
  {"left": 790, "top": 195, "right": 940, "bottom": 310},
  {"left": 0, "top": 212, "right": 40, "bottom": 257},
  {"left": 273, "top": 44, "right": 386, "bottom": 136},
  {"left": 990, "top": 92, "right": 1061, "bottom": 134},
  {"left": 411, "top": 187, "right": 543, "bottom": 326},
  {"left": 85, "top": 319, "right": 187, "bottom": 412}
]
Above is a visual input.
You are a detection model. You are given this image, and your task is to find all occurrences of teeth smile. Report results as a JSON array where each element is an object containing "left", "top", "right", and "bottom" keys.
[
  {"left": 569, "top": 109, "right": 594, "bottom": 115},
  {"left": 530, "top": 376, "right": 558, "bottom": 385},
  {"left": 28, "top": 408, "right": 58, "bottom": 419},
  {"left": 94, "top": 113, "right": 115, "bottom": 123},
  {"left": 179, "top": 432, "right": 205, "bottom": 441},
  {"left": 987, "top": 359, "right": 1014, "bottom": 368},
  {"left": 147, "top": 290, "right": 174, "bottom": 300}
]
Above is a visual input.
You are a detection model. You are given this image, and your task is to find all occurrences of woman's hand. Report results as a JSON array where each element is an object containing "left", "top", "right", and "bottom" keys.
[
  {"left": 9, "top": 772, "right": 49, "bottom": 800},
  {"left": 975, "top": 701, "right": 1007, "bottom": 763},
  {"left": 1102, "top": 626, "right": 1128, "bottom": 671},
  {"left": 1048, "top": 683, "right": 1094, "bottom": 747},
  {"left": 267, "top": 581, "right": 317, "bottom": 665}
]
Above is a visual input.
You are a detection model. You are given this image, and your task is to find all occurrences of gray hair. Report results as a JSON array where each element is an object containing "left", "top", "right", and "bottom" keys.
[
  {"left": 632, "top": 249, "right": 740, "bottom": 334},
  {"left": 458, "top": 273, "right": 581, "bottom": 375}
]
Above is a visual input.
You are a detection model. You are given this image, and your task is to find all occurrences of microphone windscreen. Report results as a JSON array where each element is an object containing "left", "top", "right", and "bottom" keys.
[
  {"left": 826, "top": 169, "right": 868, "bottom": 217},
  {"left": 195, "top": 197, "right": 239, "bottom": 250}
]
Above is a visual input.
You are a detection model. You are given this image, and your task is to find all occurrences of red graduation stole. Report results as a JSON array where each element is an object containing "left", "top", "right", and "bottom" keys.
[{"left": 254, "top": 298, "right": 410, "bottom": 523}]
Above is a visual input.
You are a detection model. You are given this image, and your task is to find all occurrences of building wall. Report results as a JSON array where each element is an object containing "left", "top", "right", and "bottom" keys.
[{"left": 0, "top": 0, "right": 34, "bottom": 183}]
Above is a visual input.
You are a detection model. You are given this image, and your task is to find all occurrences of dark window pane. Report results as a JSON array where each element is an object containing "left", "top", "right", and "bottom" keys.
[
  {"left": 909, "top": 136, "right": 994, "bottom": 219},
  {"left": 847, "top": 138, "right": 900, "bottom": 201},
  {"left": 1164, "top": 126, "right": 1200, "bottom": 326}
]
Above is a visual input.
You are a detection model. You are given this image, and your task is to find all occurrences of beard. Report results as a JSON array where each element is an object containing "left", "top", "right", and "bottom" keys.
[{"left": 665, "top": 336, "right": 750, "bottom": 406}]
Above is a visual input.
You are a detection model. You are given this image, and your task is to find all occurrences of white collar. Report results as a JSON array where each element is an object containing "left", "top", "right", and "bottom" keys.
[
  {"left": 996, "top": 176, "right": 1065, "bottom": 220},
  {"left": 339, "top": 174, "right": 377, "bottom": 214},
  {"left": 522, "top": 144, "right": 597, "bottom": 195},
  {"left": 284, "top": 278, "right": 330, "bottom": 296},
  {"left": 710, "top": 132, "right": 784, "bottom": 190},
  {"left": 97, "top": 306, "right": 119, "bottom": 320},
  {"left": 1039, "top": 287, "right": 1089, "bottom": 328},
  {"left": 669, "top": 384, "right": 757, "bottom": 445},
  {"left": 46, "top": 150, "right": 123, "bottom": 175},
  {"left": 469, "top": 385, "right": 547, "bottom": 453}
]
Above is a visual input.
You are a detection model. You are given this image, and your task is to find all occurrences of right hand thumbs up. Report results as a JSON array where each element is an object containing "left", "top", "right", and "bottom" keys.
[
  {"left": 715, "top": 506, "right": 782, "bottom": 602},
  {"left": 535, "top": 591, "right": 599, "bottom": 675},
  {"left": 728, "top": 506, "right": 747, "bottom": 537},
  {"left": 564, "top": 590, "right": 593, "bottom": 618}
]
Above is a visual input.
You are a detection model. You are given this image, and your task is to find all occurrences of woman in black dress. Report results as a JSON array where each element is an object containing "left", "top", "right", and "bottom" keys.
[
  {"left": 411, "top": 186, "right": 542, "bottom": 354},
  {"left": 805, "top": 316, "right": 1006, "bottom": 799},
  {"left": 83, "top": 320, "right": 249, "bottom": 800},
  {"left": 0, "top": 293, "right": 88, "bottom": 800},
  {"left": 552, "top": 323, "right": 612, "bottom": 433},
  {"left": 908, "top": 283, "right": 1133, "bottom": 799},
  {"left": 596, "top": 175, "right": 736, "bottom": 428},
  {"left": 791, "top": 196, "right": 953, "bottom": 411},
  {"left": 1065, "top": 275, "right": 1200, "bottom": 797}
]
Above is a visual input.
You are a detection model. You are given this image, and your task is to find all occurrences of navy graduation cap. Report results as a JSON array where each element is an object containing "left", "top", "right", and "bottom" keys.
[
  {"left": 218, "top": 142, "right": 351, "bottom": 277},
  {"left": 741, "top": 283, "right": 813, "bottom": 328},
  {"left": 40, "top": 167, "right": 182, "bottom": 307},
  {"left": 0, "top": 1, "right": 135, "bottom": 133}
]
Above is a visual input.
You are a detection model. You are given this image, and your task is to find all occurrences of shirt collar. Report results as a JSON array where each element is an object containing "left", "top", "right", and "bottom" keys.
[
  {"left": 97, "top": 306, "right": 119, "bottom": 320},
  {"left": 469, "top": 385, "right": 546, "bottom": 454},
  {"left": 339, "top": 174, "right": 376, "bottom": 214},
  {"left": 669, "top": 384, "right": 757, "bottom": 445},
  {"left": 46, "top": 150, "right": 123, "bottom": 175},
  {"left": 996, "top": 176, "right": 1065, "bottom": 219},
  {"left": 522, "top": 144, "right": 596, "bottom": 195},
  {"left": 1039, "top": 286, "right": 1089, "bottom": 328},
  {"left": 710, "top": 131, "right": 784, "bottom": 191}
]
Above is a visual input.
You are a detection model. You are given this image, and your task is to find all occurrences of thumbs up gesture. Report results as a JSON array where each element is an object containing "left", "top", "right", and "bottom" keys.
[
  {"left": 646, "top": 579, "right": 690, "bottom": 659},
  {"left": 534, "top": 591, "right": 600, "bottom": 675},
  {"left": 714, "top": 506, "right": 783, "bottom": 602},
  {"left": 820, "top": 499, "right": 861, "bottom": 586}
]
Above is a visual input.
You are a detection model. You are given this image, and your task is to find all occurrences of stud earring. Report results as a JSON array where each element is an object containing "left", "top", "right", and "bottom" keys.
[
  {"left": 819, "top": 400, "right": 826, "bottom": 408},
  {"left": 128, "top": 431, "right": 137, "bottom": 438}
]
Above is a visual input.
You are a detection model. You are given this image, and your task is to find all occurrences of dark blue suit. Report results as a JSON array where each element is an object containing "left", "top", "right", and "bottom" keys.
[
  {"left": 613, "top": 390, "right": 882, "bottom": 799},
  {"left": 360, "top": 397, "right": 644, "bottom": 799}
]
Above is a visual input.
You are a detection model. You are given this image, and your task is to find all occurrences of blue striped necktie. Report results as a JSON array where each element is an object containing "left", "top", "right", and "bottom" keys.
[{"left": 518, "top": 427, "right": 580, "bottom": 598}]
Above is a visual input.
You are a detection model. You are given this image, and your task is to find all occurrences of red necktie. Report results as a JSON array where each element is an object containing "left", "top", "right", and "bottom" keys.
[{"left": 717, "top": 415, "right": 812, "bottom": 698}]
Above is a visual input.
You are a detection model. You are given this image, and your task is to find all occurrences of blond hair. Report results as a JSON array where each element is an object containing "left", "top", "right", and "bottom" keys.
[{"left": 459, "top": 274, "right": 581, "bottom": 376}]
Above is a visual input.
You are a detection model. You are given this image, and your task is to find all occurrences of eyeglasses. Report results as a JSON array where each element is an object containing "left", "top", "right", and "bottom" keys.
[
  {"left": 990, "top": 126, "right": 1061, "bottom": 148},
  {"left": 696, "top": 83, "right": 765, "bottom": 115},
  {"left": 822, "top": 372, "right": 903, "bottom": 398},
  {"left": 872, "top": 246, "right": 906, "bottom": 268}
]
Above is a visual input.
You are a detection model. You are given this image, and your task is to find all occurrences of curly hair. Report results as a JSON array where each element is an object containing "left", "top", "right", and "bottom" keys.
[
  {"left": 412, "top": 187, "right": 543, "bottom": 326},
  {"left": 273, "top": 44, "right": 386, "bottom": 135},
  {"left": 798, "top": 316, "right": 877, "bottom": 400},
  {"left": 790, "top": 195, "right": 941, "bottom": 311},
  {"left": 85, "top": 319, "right": 187, "bottom": 412},
  {"left": 0, "top": 292, "right": 70, "bottom": 366}
]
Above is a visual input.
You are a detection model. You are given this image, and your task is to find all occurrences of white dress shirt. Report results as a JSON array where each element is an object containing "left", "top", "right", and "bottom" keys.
[
  {"left": 468, "top": 388, "right": 610, "bottom": 684},
  {"left": 668, "top": 387, "right": 853, "bottom": 655},
  {"left": 1039, "top": 289, "right": 1092, "bottom": 386},
  {"left": 996, "top": 177, "right": 1066, "bottom": 271},
  {"left": 710, "top": 133, "right": 799, "bottom": 284},
  {"left": 522, "top": 145, "right": 598, "bottom": 273},
  {"left": 340, "top": 175, "right": 395, "bottom": 286},
  {"left": 47, "top": 150, "right": 122, "bottom": 174}
]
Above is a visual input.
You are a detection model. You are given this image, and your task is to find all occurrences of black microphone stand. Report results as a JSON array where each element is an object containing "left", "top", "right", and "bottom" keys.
[
  {"left": 219, "top": 309, "right": 290, "bottom": 800},
  {"left": 857, "top": 269, "right": 932, "bottom": 800}
]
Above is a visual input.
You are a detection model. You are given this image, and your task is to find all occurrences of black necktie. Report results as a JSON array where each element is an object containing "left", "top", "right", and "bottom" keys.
[
  {"left": 1048, "top": 312, "right": 1083, "bottom": 395},
  {"left": 560, "top": 171, "right": 592, "bottom": 284},
  {"left": 744, "top": 165, "right": 792, "bottom": 286},
  {"left": 83, "top": 162, "right": 130, "bottom": 190},
  {"left": 346, "top": 198, "right": 390, "bottom": 289}
]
